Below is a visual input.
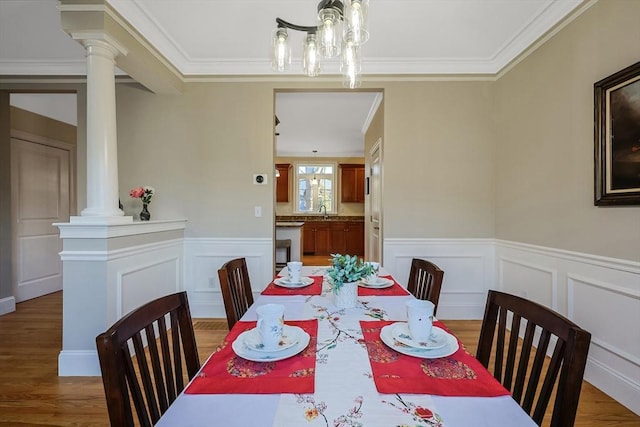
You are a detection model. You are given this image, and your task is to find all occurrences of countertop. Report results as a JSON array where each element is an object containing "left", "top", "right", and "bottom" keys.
[
  {"left": 275, "top": 222, "right": 305, "bottom": 227},
  {"left": 276, "top": 216, "right": 364, "bottom": 222}
]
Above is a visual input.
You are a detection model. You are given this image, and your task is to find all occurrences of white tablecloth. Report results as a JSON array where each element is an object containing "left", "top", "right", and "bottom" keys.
[{"left": 156, "top": 267, "right": 537, "bottom": 427}]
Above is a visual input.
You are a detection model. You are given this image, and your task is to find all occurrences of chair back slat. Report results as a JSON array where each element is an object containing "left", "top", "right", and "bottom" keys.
[
  {"left": 96, "top": 292, "right": 200, "bottom": 427},
  {"left": 476, "top": 290, "right": 591, "bottom": 427},
  {"left": 157, "top": 315, "right": 177, "bottom": 403},
  {"left": 406, "top": 258, "right": 444, "bottom": 316},
  {"left": 218, "top": 258, "right": 254, "bottom": 329},
  {"left": 513, "top": 321, "right": 536, "bottom": 401},
  {"left": 494, "top": 307, "right": 507, "bottom": 382},
  {"left": 503, "top": 314, "right": 522, "bottom": 390}
]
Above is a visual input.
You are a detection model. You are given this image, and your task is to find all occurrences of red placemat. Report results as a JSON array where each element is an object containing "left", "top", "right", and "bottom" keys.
[
  {"left": 261, "top": 276, "right": 323, "bottom": 296},
  {"left": 358, "top": 276, "right": 410, "bottom": 296},
  {"left": 185, "top": 319, "right": 317, "bottom": 394},
  {"left": 360, "top": 320, "right": 509, "bottom": 397}
]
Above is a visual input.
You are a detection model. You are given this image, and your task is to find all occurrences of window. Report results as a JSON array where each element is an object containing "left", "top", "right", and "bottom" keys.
[{"left": 295, "top": 164, "right": 335, "bottom": 214}]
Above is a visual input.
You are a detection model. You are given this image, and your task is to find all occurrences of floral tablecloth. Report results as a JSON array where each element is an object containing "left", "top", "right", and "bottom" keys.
[{"left": 155, "top": 267, "right": 537, "bottom": 427}]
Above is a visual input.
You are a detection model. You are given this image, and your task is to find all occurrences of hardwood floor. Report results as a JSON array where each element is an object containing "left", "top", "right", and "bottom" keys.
[{"left": 0, "top": 292, "right": 637, "bottom": 426}]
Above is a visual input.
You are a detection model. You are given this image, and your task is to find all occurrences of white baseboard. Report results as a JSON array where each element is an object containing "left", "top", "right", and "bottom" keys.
[
  {"left": 0, "top": 296, "right": 16, "bottom": 316},
  {"left": 586, "top": 357, "right": 640, "bottom": 415},
  {"left": 58, "top": 350, "right": 101, "bottom": 376}
]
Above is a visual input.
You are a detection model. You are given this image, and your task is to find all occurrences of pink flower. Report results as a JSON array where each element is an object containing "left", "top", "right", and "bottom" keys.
[{"left": 129, "top": 187, "right": 144, "bottom": 198}]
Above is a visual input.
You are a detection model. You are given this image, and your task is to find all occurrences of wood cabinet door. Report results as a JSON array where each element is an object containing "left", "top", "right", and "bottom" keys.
[
  {"left": 340, "top": 164, "right": 365, "bottom": 203},
  {"left": 276, "top": 163, "right": 290, "bottom": 203},
  {"left": 303, "top": 222, "right": 316, "bottom": 254},
  {"left": 345, "top": 221, "right": 364, "bottom": 255},
  {"left": 329, "top": 221, "right": 347, "bottom": 254},
  {"left": 315, "top": 223, "right": 331, "bottom": 255}
]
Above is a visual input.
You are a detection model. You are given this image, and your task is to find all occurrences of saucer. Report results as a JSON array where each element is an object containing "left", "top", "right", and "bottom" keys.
[
  {"left": 242, "top": 325, "right": 299, "bottom": 353},
  {"left": 273, "top": 276, "right": 314, "bottom": 288},
  {"left": 359, "top": 277, "right": 394, "bottom": 288},
  {"left": 380, "top": 323, "right": 458, "bottom": 359},
  {"left": 232, "top": 326, "right": 310, "bottom": 362},
  {"left": 392, "top": 323, "right": 449, "bottom": 350}
]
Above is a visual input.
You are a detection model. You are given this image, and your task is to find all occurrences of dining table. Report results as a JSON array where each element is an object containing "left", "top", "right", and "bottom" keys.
[{"left": 156, "top": 266, "right": 538, "bottom": 427}]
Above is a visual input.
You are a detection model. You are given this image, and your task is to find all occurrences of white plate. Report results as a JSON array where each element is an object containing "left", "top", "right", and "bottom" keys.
[
  {"left": 358, "top": 277, "right": 394, "bottom": 288},
  {"left": 232, "top": 326, "right": 310, "bottom": 362},
  {"left": 392, "top": 323, "right": 449, "bottom": 350},
  {"left": 380, "top": 323, "right": 459, "bottom": 359},
  {"left": 242, "top": 325, "right": 299, "bottom": 353},
  {"left": 273, "top": 276, "right": 314, "bottom": 288}
]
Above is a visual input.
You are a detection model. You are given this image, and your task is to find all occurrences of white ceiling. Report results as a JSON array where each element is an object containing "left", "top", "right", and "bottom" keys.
[{"left": 0, "top": 0, "right": 588, "bottom": 157}]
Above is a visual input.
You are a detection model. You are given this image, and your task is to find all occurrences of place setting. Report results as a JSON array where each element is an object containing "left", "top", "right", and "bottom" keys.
[
  {"left": 231, "top": 303, "right": 311, "bottom": 362},
  {"left": 357, "top": 262, "right": 410, "bottom": 296},
  {"left": 361, "top": 299, "right": 510, "bottom": 397},
  {"left": 261, "top": 262, "right": 323, "bottom": 295},
  {"left": 185, "top": 304, "right": 317, "bottom": 395},
  {"left": 379, "top": 300, "right": 458, "bottom": 359}
]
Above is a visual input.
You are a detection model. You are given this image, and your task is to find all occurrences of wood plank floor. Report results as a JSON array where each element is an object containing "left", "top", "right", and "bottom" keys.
[{"left": 0, "top": 292, "right": 637, "bottom": 426}]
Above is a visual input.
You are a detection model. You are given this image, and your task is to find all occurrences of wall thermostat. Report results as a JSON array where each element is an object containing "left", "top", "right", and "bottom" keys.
[{"left": 254, "top": 174, "right": 267, "bottom": 185}]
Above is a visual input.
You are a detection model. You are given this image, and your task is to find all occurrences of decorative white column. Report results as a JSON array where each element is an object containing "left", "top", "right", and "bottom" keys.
[{"left": 71, "top": 37, "right": 131, "bottom": 224}]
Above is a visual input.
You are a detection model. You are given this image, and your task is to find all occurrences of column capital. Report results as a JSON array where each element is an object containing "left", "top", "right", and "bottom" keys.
[{"left": 71, "top": 33, "right": 129, "bottom": 58}]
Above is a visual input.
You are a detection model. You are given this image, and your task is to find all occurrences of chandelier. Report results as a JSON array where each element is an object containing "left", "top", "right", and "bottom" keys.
[{"left": 271, "top": 0, "right": 369, "bottom": 89}]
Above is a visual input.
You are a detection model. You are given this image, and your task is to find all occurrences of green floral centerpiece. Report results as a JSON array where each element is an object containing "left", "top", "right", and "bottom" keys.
[{"left": 326, "top": 253, "right": 374, "bottom": 293}]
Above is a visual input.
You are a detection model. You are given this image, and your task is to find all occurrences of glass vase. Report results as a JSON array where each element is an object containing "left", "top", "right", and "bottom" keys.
[{"left": 140, "top": 203, "right": 150, "bottom": 221}]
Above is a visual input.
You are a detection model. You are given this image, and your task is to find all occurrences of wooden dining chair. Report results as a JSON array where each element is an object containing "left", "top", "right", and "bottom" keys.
[
  {"left": 95, "top": 291, "right": 200, "bottom": 427},
  {"left": 406, "top": 258, "right": 444, "bottom": 316},
  {"left": 218, "top": 257, "right": 254, "bottom": 329},
  {"left": 476, "top": 290, "right": 591, "bottom": 427}
]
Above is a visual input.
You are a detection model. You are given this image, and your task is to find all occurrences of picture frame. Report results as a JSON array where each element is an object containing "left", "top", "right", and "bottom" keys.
[{"left": 594, "top": 61, "right": 640, "bottom": 205}]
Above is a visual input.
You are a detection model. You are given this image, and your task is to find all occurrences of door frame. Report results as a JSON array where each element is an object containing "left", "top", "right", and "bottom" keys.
[{"left": 367, "top": 138, "right": 383, "bottom": 264}]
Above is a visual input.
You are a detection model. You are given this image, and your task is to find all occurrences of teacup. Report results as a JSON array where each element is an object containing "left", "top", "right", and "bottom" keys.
[
  {"left": 256, "top": 303, "right": 285, "bottom": 350},
  {"left": 405, "top": 299, "right": 434, "bottom": 342},
  {"left": 366, "top": 261, "right": 380, "bottom": 283},
  {"left": 287, "top": 261, "right": 303, "bottom": 283}
]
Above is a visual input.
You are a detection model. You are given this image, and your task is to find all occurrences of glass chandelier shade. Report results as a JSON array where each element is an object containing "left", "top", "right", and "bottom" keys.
[
  {"left": 271, "top": 27, "right": 291, "bottom": 72},
  {"left": 318, "top": 8, "right": 341, "bottom": 58},
  {"left": 341, "top": 37, "right": 361, "bottom": 88},
  {"left": 303, "top": 33, "right": 322, "bottom": 77},
  {"left": 272, "top": 0, "right": 368, "bottom": 87},
  {"left": 344, "top": 0, "right": 369, "bottom": 45}
]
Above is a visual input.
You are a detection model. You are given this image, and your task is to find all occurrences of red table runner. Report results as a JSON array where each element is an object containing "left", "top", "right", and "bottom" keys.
[
  {"left": 360, "top": 320, "right": 509, "bottom": 397},
  {"left": 185, "top": 319, "right": 317, "bottom": 394},
  {"left": 357, "top": 275, "right": 409, "bottom": 296},
  {"left": 261, "top": 276, "right": 323, "bottom": 296}
]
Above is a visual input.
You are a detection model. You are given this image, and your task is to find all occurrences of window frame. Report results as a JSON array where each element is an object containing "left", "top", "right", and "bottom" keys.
[{"left": 294, "top": 161, "right": 337, "bottom": 215}]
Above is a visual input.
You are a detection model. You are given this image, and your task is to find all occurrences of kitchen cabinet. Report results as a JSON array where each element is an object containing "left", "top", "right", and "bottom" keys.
[
  {"left": 345, "top": 221, "right": 364, "bottom": 255},
  {"left": 303, "top": 221, "right": 330, "bottom": 255},
  {"left": 276, "top": 163, "right": 291, "bottom": 203},
  {"left": 304, "top": 220, "right": 364, "bottom": 256},
  {"left": 340, "top": 164, "right": 365, "bottom": 203}
]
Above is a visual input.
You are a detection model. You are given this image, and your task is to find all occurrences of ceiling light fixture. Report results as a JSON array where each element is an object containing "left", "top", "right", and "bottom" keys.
[
  {"left": 311, "top": 149, "right": 319, "bottom": 186},
  {"left": 271, "top": 0, "right": 369, "bottom": 89}
]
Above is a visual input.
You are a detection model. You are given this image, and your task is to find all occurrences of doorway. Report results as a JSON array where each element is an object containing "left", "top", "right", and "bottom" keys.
[
  {"left": 274, "top": 90, "right": 383, "bottom": 264},
  {"left": 8, "top": 93, "right": 77, "bottom": 303}
]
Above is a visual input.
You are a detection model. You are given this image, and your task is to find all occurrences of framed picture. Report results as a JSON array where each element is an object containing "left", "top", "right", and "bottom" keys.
[{"left": 594, "top": 61, "right": 640, "bottom": 205}]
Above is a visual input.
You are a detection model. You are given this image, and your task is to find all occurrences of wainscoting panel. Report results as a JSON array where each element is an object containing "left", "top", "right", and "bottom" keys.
[
  {"left": 496, "top": 240, "right": 640, "bottom": 415},
  {"left": 184, "top": 238, "right": 273, "bottom": 318},
  {"left": 383, "top": 239, "right": 495, "bottom": 319}
]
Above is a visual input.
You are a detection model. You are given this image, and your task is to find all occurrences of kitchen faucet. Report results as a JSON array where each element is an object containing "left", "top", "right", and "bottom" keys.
[{"left": 319, "top": 201, "right": 328, "bottom": 219}]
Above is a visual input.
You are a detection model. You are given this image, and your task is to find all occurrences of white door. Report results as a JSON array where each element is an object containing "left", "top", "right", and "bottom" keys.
[
  {"left": 11, "top": 137, "right": 71, "bottom": 302},
  {"left": 369, "top": 139, "right": 382, "bottom": 263}
]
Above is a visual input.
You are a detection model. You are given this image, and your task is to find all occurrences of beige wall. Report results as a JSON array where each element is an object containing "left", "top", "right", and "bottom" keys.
[
  {"left": 383, "top": 81, "right": 496, "bottom": 238},
  {"left": 115, "top": 80, "right": 496, "bottom": 241},
  {"left": 494, "top": 0, "right": 640, "bottom": 261}
]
